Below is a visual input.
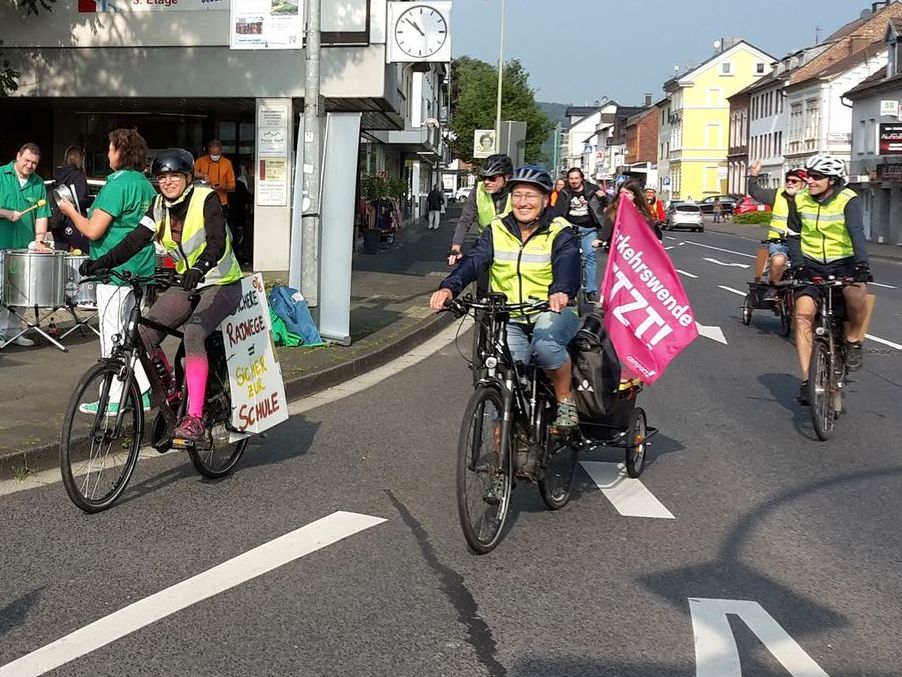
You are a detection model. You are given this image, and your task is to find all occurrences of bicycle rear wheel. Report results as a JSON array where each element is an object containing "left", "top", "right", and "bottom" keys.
[
  {"left": 187, "top": 336, "right": 248, "bottom": 479},
  {"left": 741, "top": 294, "right": 753, "bottom": 326},
  {"left": 456, "top": 386, "right": 512, "bottom": 554},
  {"left": 624, "top": 407, "right": 648, "bottom": 478},
  {"left": 60, "top": 360, "right": 143, "bottom": 513},
  {"left": 808, "top": 341, "right": 834, "bottom": 441}
]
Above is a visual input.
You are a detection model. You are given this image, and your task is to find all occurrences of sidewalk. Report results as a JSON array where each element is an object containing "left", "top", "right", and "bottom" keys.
[
  {"left": 0, "top": 206, "right": 461, "bottom": 478},
  {"left": 704, "top": 217, "right": 902, "bottom": 264}
]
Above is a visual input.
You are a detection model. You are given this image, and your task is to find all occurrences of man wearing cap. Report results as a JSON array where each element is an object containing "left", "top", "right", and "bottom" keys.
[{"left": 0, "top": 142, "right": 51, "bottom": 346}]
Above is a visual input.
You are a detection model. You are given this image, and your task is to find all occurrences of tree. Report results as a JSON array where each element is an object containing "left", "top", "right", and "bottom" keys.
[{"left": 449, "top": 56, "right": 552, "bottom": 167}]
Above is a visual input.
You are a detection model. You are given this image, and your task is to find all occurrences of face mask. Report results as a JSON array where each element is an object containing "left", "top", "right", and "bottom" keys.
[{"left": 210, "top": 154, "right": 221, "bottom": 162}]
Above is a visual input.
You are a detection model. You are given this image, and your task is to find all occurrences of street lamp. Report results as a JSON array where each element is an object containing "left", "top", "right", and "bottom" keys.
[{"left": 494, "top": 0, "right": 505, "bottom": 152}]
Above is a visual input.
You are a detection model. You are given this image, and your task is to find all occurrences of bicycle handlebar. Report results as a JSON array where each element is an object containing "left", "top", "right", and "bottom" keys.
[
  {"left": 443, "top": 294, "right": 551, "bottom": 317},
  {"left": 82, "top": 267, "right": 184, "bottom": 289}
]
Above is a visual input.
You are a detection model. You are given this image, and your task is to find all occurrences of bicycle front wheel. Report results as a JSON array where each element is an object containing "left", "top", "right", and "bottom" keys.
[
  {"left": 808, "top": 341, "right": 835, "bottom": 441},
  {"left": 456, "top": 386, "right": 512, "bottom": 554},
  {"left": 60, "top": 360, "right": 143, "bottom": 513}
]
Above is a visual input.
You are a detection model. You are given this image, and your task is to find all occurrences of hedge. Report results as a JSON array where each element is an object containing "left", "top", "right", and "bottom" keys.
[{"left": 732, "top": 212, "right": 772, "bottom": 225}]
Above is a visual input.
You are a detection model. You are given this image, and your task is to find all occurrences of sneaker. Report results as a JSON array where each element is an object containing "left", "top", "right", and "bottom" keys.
[
  {"left": 79, "top": 392, "right": 151, "bottom": 416},
  {"left": 550, "top": 398, "right": 579, "bottom": 435},
  {"left": 763, "top": 287, "right": 779, "bottom": 302},
  {"left": 172, "top": 414, "right": 207, "bottom": 446},
  {"left": 585, "top": 291, "right": 599, "bottom": 303},
  {"left": 2, "top": 334, "right": 35, "bottom": 347},
  {"left": 845, "top": 341, "right": 863, "bottom": 371},
  {"left": 797, "top": 380, "right": 810, "bottom": 406}
]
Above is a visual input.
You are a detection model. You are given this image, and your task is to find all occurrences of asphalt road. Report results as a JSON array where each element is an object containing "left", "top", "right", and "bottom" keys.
[{"left": 1, "top": 227, "right": 901, "bottom": 676}]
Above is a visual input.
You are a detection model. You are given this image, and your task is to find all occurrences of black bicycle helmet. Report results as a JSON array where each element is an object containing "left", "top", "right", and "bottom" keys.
[
  {"left": 507, "top": 165, "right": 554, "bottom": 194},
  {"left": 479, "top": 153, "right": 513, "bottom": 177},
  {"left": 151, "top": 148, "right": 195, "bottom": 177}
]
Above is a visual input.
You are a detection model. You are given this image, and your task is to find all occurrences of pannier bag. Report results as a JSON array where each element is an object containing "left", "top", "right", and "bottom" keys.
[{"left": 569, "top": 311, "right": 621, "bottom": 419}]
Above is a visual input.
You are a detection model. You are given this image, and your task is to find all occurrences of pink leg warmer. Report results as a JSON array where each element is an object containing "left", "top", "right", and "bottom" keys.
[{"left": 185, "top": 355, "right": 209, "bottom": 418}]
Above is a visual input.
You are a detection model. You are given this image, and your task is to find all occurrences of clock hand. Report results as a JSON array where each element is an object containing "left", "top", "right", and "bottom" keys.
[{"left": 404, "top": 18, "right": 426, "bottom": 37}]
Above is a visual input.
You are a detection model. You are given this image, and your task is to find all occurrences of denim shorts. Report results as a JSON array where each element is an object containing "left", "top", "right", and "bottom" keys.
[{"left": 506, "top": 309, "right": 579, "bottom": 370}]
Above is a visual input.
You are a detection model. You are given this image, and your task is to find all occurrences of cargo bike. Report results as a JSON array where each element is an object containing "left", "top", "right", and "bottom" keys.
[
  {"left": 741, "top": 238, "right": 795, "bottom": 336},
  {"left": 446, "top": 293, "right": 657, "bottom": 554}
]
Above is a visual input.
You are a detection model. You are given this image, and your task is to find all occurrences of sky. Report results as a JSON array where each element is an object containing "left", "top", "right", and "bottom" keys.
[{"left": 451, "top": 0, "right": 881, "bottom": 105}]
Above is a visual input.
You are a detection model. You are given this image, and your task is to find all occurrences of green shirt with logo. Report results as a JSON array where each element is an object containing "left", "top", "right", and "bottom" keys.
[
  {"left": 0, "top": 161, "right": 51, "bottom": 249},
  {"left": 89, "top": 169, "right": 157, "bottom": 285}
]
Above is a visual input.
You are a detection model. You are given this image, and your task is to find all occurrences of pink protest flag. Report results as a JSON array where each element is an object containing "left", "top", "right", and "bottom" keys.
[{"left": 600, "top": 198, "right": 698, "bottom": 384}]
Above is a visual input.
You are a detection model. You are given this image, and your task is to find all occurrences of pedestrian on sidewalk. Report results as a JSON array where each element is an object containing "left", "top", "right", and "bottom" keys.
[
  {"left": 0, "top": 142, "right": 52, "bottom": 347},
  {"left": 712, "top": 197, "right": 723, "bottom": 223},
  {"left": 426, "top": 183, "right": 444, "bottom": 230}
]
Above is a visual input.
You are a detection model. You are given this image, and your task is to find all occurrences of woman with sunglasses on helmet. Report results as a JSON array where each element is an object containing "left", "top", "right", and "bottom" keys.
[{"left": 80, "top": 148, "right": 243, "bottom": 446}]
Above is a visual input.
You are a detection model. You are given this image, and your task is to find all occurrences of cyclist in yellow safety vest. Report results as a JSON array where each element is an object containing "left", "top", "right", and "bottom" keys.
[
  {"left": 80, "top": 148, "right": 243, "bottom": 446},
  {"left": 788, "top": 154, "right": 871, "bottom": 405},
  {"left": 447, "top": 154, "right": 513, "bottom": 268},
  {"left": 747, "top": 160, "right": 808, "bottom": 298},
  {"left": 431, "top": 165, "right": 581, "bottom": 433}
]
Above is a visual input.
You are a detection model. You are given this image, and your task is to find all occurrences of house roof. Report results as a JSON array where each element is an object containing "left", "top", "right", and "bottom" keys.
[
  {"left": 844, "top": 69, "right": 902, "bottom": 99},
  {"left": 662, "top": 39, "right": 775, "bottom": 90},
  {"left": 565, "top": 106, "right": 599, "bottom": 118},
  {"left": 789, "top": 39, "right": 886, "bottom": 89}
]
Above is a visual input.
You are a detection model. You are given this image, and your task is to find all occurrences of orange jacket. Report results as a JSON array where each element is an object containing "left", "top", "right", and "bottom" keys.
[{"left": 195, "top": 155, "right": 236, "bottom": 205}]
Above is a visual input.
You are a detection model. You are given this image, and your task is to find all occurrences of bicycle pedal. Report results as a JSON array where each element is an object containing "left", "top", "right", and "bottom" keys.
[{"left": 170, "top": 437, "right": 195, "bottom": 450}]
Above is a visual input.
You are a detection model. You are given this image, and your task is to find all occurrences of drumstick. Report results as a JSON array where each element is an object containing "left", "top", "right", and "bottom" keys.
[{"left": 17, "top": 199, "right": 47, "bottom": 216}]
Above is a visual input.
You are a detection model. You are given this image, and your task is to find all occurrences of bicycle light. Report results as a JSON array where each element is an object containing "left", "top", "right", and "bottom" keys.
[
  {"left": 485, "top": 356, "right": 498, "bottom": 369},
  {"left": 815, "top": 327, "right": 826, "bottom": 336}
]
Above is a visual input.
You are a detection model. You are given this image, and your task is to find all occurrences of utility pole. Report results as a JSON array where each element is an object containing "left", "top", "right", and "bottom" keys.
[
  {"left": 494, "top": 0, "right": 505, "bottom": 153},
  {"left": 301, "top": 0, "right": 322, "bottom": 306},
  {"left": 552, "top": 122, "right": 561, "bottom": 176}
]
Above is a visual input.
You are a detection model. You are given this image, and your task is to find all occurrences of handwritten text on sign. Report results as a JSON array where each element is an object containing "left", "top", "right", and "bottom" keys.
[{"left": 219, "top": 273, "right": 288, "bottom": 438}]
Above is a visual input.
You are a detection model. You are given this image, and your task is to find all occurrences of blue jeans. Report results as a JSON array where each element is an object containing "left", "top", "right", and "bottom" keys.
[
  {"left": 506, "top": 309, "right": 579, "bottom": 370},
  {"left": 578, "top": 226, "right": 598, "bottom": 294}
]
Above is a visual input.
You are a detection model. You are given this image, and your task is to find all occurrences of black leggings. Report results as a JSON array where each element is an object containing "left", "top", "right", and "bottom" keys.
[{"left": 140, "top": 283, "right": 242, "bottom": 359}]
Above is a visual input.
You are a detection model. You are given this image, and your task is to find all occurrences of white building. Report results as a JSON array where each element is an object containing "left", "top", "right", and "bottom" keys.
[{"left": 558, "top": 106, "right": 603, "bottom": 176}]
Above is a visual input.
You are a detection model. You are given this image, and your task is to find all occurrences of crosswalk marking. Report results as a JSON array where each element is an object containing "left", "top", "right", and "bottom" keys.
[
  {"left": 580, "top": 461, "right": 675, "bottom": 519},
  {"left": 0, "top": 511, "right": 387, "bottom": 677}
]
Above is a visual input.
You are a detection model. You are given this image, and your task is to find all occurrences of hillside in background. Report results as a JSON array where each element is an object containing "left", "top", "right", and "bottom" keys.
[{"left": 537, "top": 101, "right": 570, "bottom": 170}]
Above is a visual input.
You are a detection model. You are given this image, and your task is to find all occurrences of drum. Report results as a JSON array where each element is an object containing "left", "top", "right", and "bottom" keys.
[
  {"left": 4, "top": 249, "right": 66, "bottom": 307},
  {"left": 0, "top": 249, "right": 6, "bottom": 304},
  {"left": 64, "top": 254, "right": 96, "bottom": 306}
]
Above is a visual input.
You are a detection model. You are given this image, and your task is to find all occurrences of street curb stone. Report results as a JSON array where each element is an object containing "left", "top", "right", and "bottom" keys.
[{"left": 0, "top": 311, "right": 454, "bottom": 481}]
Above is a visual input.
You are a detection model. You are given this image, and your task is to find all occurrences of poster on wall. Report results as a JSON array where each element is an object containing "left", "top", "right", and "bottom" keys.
[
  {"left": 258, "top": 158, "right": 288, "bottom": 205},
  {"left": 473, "top": 129, "right": 496, "bottom": 159},
  {"left": 230, "top": 0, "right": 304, "bottom": 50},
  {"left": 257, "top": 105, "right": 289, "bottom": 205},
  {"left": 78, "top": 0, "right": 227, "bottom": 12},
  {"left": 878, "top": 123, "right": 902, "bottom": 155}
]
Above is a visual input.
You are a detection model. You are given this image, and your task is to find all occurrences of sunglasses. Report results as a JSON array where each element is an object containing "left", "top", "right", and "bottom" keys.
[
  {"left": 785, "top": 177, "right": 804, "bottom": 185},
  {"left": 806, "top": 171, "right": 827, "bottom": 181}
]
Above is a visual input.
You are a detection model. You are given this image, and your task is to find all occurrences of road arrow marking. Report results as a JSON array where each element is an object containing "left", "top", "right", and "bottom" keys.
[
  {"left": 866, "top": 333, "right": 902, "bottom": 350},
  {"left": 580, "top": 461, "right": 674, "bottom": 519},
  {"left": 0, "top": 512, "right": 387, "bottom": 677},
  {"left": 696, "top": 323, "right": 727, "bottom": 345},
  {"left": 689, "top": 598, "right": 830, "bottom": 676},
  {"left": 677, "top": 269, "right": 698, "bottom": 278},
  {"left": 703, "top": 257, "right": 750, "bottom": 269},
  {"left": 718, "top": 285, "right": 747, "bottom": 297},
  {"left": 684, "top": 240, "right": 756, "bottom": 259}
]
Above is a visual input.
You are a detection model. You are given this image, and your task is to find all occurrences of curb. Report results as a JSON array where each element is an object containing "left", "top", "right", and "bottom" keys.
[{"left": 0, "top": 311, "right": 454, "bottom": 481}]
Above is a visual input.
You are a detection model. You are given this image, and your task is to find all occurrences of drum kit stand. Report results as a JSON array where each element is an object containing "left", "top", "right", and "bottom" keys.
[{"left": 0, "top": 250, "right": 100, "bottom": 353}]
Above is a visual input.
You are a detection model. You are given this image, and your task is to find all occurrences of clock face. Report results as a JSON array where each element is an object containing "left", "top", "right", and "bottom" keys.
[{"left": 394, "top": 5, "right": 448, "bottom": 58}]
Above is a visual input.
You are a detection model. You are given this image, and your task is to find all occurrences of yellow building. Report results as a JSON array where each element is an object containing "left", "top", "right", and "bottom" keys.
[{"left": 661, "top": 40, "right": 774, "bottom": 201}]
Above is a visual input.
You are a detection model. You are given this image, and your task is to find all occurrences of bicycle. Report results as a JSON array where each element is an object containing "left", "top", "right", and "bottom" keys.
[
  {"left": 445, "top": 294, "right": 578, "bottom": 554},
  {"left": 59, "top": 269, "right": 249, "bottom": 513},
  {"left": 800, "top": 275, "right": 855, "bottom": 441},
  {"left": 742, "top": 237, "right": 795, "bottom": 337}
]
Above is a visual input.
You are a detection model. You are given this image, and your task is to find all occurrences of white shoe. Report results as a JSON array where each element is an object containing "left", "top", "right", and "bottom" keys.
[{"left": 1, "top": 334, "right": 35, "bottom": 347}]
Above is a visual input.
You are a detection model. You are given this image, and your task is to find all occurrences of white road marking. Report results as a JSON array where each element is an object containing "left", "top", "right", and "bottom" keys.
[
  {"left": 865, "top": 333, "right": 902, "bottom": 350},
  {"left": 683, "top": 240, "right": 756, "bottom": 259},
  {"left": 579, "top": 461, "right": 674, "bottom": 519},
  {"left": 665, "top": 246, "right": 674, "bottom": 250},
  {"left": 0, "top": 511, "right": 386, "bottom": 677},
  {"left": 696, "top": 323, "right": 728, "bottom": 345},
  {"left": 870, "top": 281, "right": 897, "bottom": 289},
  {"left": 677, "top": 269, "right": 698, "bottom": 278},
  {"left": 664, "top": 236, "right": 677, "bottom": 241},
  {"left": 718, "top": 285, "right": 747, "bottom": 297},
  {"left": 703, "top": 257, "right": 750, "bottom": 269},
  {"left": 677, "top": 242, "right": 686, "bottom": 246},
  {"left": 689, "top": 598, "right": 830, "bottom": 677},
  {"left": 0, "top": 320, "right": 466, "bottom": 497}
]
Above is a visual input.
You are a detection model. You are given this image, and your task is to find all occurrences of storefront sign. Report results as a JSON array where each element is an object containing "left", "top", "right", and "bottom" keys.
[
  {"left": 220, "top": 273, "right": 288, "bottom": 439},
  {"left": 230, "top": 0, "right": 303, "bottom": 50},
  {"left": 826, "top": 132, "right": 851, "bottom": 146},
  {"left": 258, "top": 158, "right": 288, "bottom": 205},
  {"left": 878, "top": 123, "right": 902, "bottom": 155},
  {"left": 881, "top": 99, "right": 899, "bottom": 117},
  {"left": 877, "top": 163, "right": 902, "bottom": 181},
  {"left": 79, "top": 0, "right": 227, "bottom": 11}
]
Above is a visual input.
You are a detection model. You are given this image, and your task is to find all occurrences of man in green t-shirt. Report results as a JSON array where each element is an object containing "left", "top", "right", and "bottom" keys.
[{"left": 0, "top": 142, "right": 52, "bottom": 347}]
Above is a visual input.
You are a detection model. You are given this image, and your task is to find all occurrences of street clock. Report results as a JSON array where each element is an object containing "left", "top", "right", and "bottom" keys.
[{"left": 387, "top": 2, "right": 452, "bottom": 63}]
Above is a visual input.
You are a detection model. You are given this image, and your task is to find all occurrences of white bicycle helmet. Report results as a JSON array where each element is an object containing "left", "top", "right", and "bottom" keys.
[{"left": 804, "top": 153, "right": 845, "bottom": 179}]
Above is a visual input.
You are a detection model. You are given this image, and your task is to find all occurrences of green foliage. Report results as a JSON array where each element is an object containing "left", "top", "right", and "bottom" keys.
[
  {"left": 733, "top": 212, "right": 773, "bottom": 225},
  {"left": 360, "top": 173, "right": 407, "bottom": 201},
  {"left": 19, "top": 0, "right": 55, "bottom": 14},
  {"left": 449, "top": 56, "right": 552, "bottom": 167},
  {"left": 1, "top": 0, "right": 56, "bottom": 95}
]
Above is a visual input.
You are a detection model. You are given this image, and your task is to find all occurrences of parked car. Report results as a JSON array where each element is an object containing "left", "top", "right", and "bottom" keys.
[
  {"left": 698, "top": 195, "right": 739, "bottom": 216},
  {"left": 733, "top": 195, "right": 772, "bottom": 216},
  {"left": 455, "top": 186, "right": 472, "bottom": 202},
  {"left": 663, "top": 202, "right": 704, "bottom": 232}
]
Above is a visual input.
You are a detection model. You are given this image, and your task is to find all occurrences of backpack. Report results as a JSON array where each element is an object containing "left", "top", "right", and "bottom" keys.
[
  {"left": 569, "top": 311, "right": 621, "bottom": 420},
  {"left": 268, "top": 285, "right": 325, "bottom": 347}
]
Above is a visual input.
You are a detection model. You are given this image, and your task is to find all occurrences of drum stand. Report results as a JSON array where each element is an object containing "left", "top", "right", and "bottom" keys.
[
  {"left": 0, "top": 303, "right": 70, "bottom": 352},
  {"left": 58, "top": 301, "right": 101, "bottom": 341}
]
